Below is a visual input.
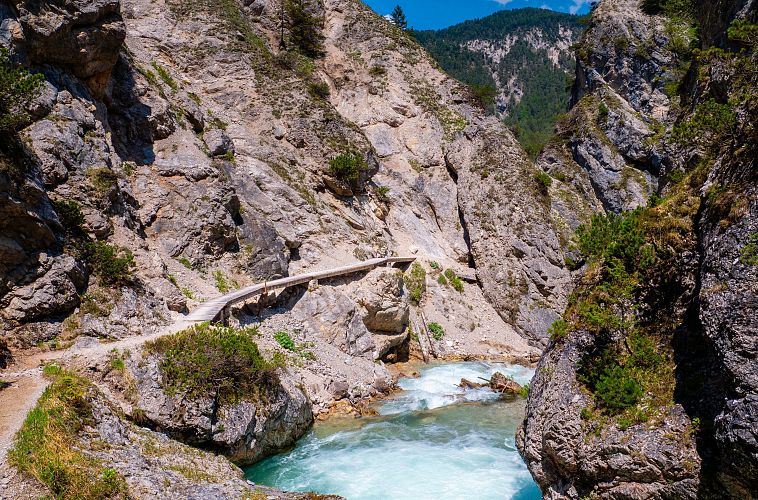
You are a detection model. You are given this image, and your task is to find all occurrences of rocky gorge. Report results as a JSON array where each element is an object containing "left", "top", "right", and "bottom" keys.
[{"left": 0, "top": 0, "right": 756, "bottom": 498}]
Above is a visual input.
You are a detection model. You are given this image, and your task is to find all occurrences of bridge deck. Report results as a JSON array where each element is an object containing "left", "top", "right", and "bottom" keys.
[{"left": 185, "top": 256, "right": 416, "bottom": 323}]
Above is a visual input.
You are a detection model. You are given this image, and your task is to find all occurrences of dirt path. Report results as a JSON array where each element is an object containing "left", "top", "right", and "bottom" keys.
[{"left": 0, "top": 318, "right": 191, "bottom": 463}]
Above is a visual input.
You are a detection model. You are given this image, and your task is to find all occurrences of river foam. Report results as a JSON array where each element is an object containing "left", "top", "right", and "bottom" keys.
[{"left": 245, "top": 362, "right": 541, "bottom": 500}]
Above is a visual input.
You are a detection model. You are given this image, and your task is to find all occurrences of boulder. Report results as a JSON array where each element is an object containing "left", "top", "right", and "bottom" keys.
[
  {"left": 127, "top": 355, "right": 312, "bottom": 465},
  {"left": 354, "top": 268, "right": 410, "bottom": 333},
  {"left": 489, "top": 372, "right": 521, "bottom": 395},
  {"left": 204, "top": 128, "right": 234, "bottom": 157}
]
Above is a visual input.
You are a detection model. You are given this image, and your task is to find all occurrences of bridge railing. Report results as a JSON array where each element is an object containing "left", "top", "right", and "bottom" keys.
[{"left": 185, "top": 256, "right": 416, "bottom": 324}]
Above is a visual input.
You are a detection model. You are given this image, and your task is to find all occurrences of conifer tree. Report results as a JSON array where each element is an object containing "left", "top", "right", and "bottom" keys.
[{"left": 390, "top": 5, "right": 408, "bottom": 30}]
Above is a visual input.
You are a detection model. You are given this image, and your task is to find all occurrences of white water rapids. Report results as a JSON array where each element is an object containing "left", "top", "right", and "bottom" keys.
[{"left": 245, "top": 362, "right": 541, "bottom": 499}]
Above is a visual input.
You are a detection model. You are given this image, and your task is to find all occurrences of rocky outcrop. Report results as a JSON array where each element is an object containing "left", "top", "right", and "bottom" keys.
[
  {"left": 520, "top": 0, "right": 758, "bottom": 497},
  {"left": 12, "top": 0, "right": 126, "bottom": 94},
  {"left": 124, "top": 353, "right": 312, "bottom": 466},
  {"left": 518, "top": 330, "right": 701, "bottom": 499}
]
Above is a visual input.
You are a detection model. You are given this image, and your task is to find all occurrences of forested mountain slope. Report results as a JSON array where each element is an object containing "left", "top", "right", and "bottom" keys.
[{"left": 413, "top": 8, "right": 584, "bottom": 155}]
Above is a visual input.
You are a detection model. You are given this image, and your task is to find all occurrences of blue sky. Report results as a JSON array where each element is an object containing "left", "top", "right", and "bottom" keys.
[{"left": 363, "top": 0, "right": 591, "bottom": 30}]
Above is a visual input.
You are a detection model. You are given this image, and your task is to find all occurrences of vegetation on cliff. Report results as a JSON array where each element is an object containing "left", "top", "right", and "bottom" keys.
[{"left": 144, "top": 323, "right": 284, "bottom": 404}]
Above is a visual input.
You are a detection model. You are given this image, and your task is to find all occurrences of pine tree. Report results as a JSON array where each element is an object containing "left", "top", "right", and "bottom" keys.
[
  {"left": 285, "top": 0, "right": 325, "bottom": 58},
  {"left": 390, "top": 5, "right": 408, "bottom": 30}
]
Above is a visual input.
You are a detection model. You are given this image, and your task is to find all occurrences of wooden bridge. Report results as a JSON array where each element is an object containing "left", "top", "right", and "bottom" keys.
[{"left": 185, "top": 256, "right": 416, "bottom": 325}]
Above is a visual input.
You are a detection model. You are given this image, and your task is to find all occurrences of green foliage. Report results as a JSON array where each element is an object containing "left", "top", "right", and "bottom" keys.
[
  {"left": 0, "top": 47, "right": 45, "bottom": 132},
  {"left": 369, "top": 65, "right": 386, "bottom": 77},
  {"left": 9, "top": 368, "right": 127, "bottom": 499},
  {"left": 273, "top": 331, "right": 316, "bottom": 361},
  {"left": 375, "top": 185, "right": 391, "bottom": 203},
  {"left": 443, "top": 268, "right": 464, "bottom": 292},
  {"left": 144, "top": 323, "right": 281, "bottom": 402},
  {"left": 328, "top": 152, "right": 366, "bottom": 182},
  {"left": 403, "top": 262, "right": 427, "bottom": 305},
  {"left": 213, "top": 270, "right": 231, "bottom": 293},
  {"left": 308, "top": 80, "right": 330, "bottom": 99},
  {"left": 519, "top": 383, "right": 530, "bottom": 398},
  {"left": 740, "top": 233, "right": 758, "bottom": 266},
  {"left": 594, "top": 365, "right": 644, "bottom": 411},
  {"left": 427, "top": 322, "right": 445, "bottom": 340},
  {"left": 286, "top": 0, "right": 325, "bottom": 58},
  {"left": 87, "top": 166, "right": 119, "bottom": 194},
  {"left": 274, "top": 331, "right": 296, "bottom": 351},
  {"left": 548, "top": 319, "right": 569, "bottom": 342},
  {"left": 52, "top": 200, "right": 85, "bottom": 235},
  {"left": 672, "top": 98, "right": 736, "bottom": 145},
  {"left": 150, "top": 61, "right": 178, "bottom": 92},
  {"left": 429, "top": 261, "right": 441, "bottom": 270},
  {"left": 534, "top": 170, "right": 553, "bottom": 191},
  {"left": 727, "top": 20, "right": 758, "bottom": 45},
  {"left": 110, "top": 357, "right": 125, "bottom": 371},
  {"left": 390, "top": 5, "right": 408, "bottom": 30},
  {"left": 469, "top": 83, "right": 497, "bottom": 111},
  {"left": 437, "top": 274, "right": 447, "bottom": 285},
  {"left": 177, "top": 257, "right": 193, "bottom": 269},
  {"left": 576, "top": 210, "right": 654, "bottom": 271},
  {"left": 83, "top": 241, "right": 135, "bottom": 286},
  {"left": 181, "top": 287, "right": 195, "bottom": 300}
]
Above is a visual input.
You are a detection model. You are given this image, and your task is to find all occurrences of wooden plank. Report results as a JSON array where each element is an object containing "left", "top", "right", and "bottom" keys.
[{"left": 185, "top": 257, "right": 416, "bottom": 324}]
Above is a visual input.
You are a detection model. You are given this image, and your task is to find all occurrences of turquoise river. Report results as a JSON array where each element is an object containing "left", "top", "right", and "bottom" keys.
[{"left": 245, "top": 362, "right": 541, "bottom": 499}]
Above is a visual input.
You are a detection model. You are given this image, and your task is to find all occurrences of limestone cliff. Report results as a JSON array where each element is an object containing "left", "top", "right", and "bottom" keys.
[{"left": 519, "top": 0, "right": 758, "bottom": 497}]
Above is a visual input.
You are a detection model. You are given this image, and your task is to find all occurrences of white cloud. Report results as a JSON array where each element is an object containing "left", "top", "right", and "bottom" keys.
[
  {"left": 569, "top": 0, "right": 589, "bottom": 14},
  {"left": 492, "top": 0, "right": 514, "bottom": 4}
]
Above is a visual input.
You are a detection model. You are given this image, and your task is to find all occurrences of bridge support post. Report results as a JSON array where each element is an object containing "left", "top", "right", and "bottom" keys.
[{"left": 221, "top": 306, "right": 230, "bottom": 327}]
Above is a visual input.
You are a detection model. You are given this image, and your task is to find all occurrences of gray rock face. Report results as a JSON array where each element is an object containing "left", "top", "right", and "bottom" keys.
[
  {"left": 14, "top": 0, "right": 126, "bottom": 87},
  {"left": 521, "top": 0, "right": 758, "bottom": 498},
  {"left": 127, "top": 354, "right": 313, "bottom": 465},
  {"left": 203, "top": 128, "right": 234, "bottom": 157},
  {"left": 518, "top": 331, "right": 701, "bottom": 499}
]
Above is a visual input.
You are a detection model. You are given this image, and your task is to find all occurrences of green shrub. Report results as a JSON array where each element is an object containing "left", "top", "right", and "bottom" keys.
[
  {"left": 274, "top": 331, "right": 296, "bottom": 351},
  {"left": 594, "top": 365, "right": 643, "bottom": 411},
  {"left": 308, "top": 80, "right": 330, "bottom": 99},
  {"left": 144, "top": 323, "right": 280, "bottom": 403},
  {"left": 52, "top": 200, "right": 84, "bottom": 234},
  {"left": 375, "top": 185, "right": 391, "bottom": 203},
  {"left": 9, "top": 368, "right": 127, "bottom": 499},
  {"left": 437, "top": 274, "right": 447, "bottom": 285},
  {"left": 328, "top": 152, "right": 366, "bottom": 182},
  {"left": 534, "top": 170, "right": 553, "bottom": 191},
  {"left": 369, "top": 65, "right": 386, "bottom": 77},
  {"left": 427, "top": 322, "right": 445, "bottom": 340},
  {"left": 469, "top": 83, "right": 497, "bottom": 110},
  {"left": 403, "top": 262, "right": 426, "bottom": 305},
  {"left": 576, "top": 210, "right": 652, "bottom": 270},
  {"left": 519, "top": 383, "right": 530, "bottom": 398},
  {"left": 83, "top": 241, "right": 135, "bottom": 286},
  {"left": 150, "top": 61, "right": 177, "bottom": 92},
  {"left": 728, "top": 19, "right": 758, "bottom": 45},
  {"left": 739, "top": 233, "right": 758, "bottom": 266},
  {"left": 213, "top": 270, "right": 230, "bottom": 293},
  {"left": 0, "top": 47, "right": 44, "bottom": 131},
  {"left": 87, "top": 167, "right": 119, "bottom": 194},
  {"left": 548, "top": 319, "right": 569, "bottom": 342},
  {"left": 177, "top": 257, "right": 192, "bottom": 269},
  {"left": 429, "top": 261, "right": 441, "bottom": 270},
  {"left": 672, "top": 98, "right": 736, "bottom": 145},
  {"left": 110, "top": 357, "right": 125, "bottom": 371},
  {"left": 444, "top": 269, "right": 464, "bottom": 292}
]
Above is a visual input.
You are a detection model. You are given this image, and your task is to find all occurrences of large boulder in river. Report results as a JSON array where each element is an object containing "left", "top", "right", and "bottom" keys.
[{"left": 489, "top": 372, "right": 521, "bottom": 395}]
